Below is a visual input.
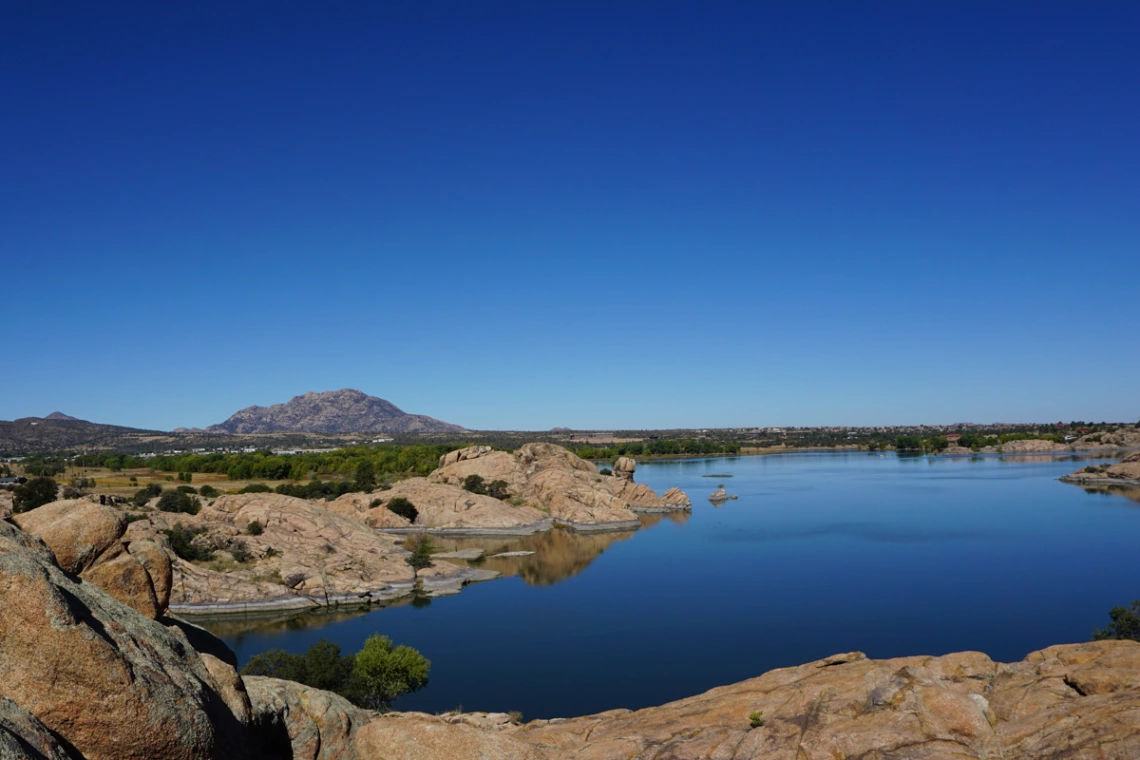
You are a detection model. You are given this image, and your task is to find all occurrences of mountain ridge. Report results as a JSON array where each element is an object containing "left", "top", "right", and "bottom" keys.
[{"left": 207, "top": 389, "right": 464, "bottom": 434}]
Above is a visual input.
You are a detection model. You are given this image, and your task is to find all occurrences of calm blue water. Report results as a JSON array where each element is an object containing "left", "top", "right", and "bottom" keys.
[{"left": 211, "top": 452, "right": 1140, "bottom": 718}]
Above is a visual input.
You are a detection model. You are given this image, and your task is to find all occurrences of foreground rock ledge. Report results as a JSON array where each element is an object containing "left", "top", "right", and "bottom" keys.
[{"left": 345, "top": 641, "right": 1140, "bottom": 759}]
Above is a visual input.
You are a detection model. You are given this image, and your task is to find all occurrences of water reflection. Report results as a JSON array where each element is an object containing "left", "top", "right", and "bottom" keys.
[
  {"left": 1076, "top": 484, "right": 1140, "bottom": 505},
  {"left": 433, "top": 527, "right": 639, "bottom": 586}
]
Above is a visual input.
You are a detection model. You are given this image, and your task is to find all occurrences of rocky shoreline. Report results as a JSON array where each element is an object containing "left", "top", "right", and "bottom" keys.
[
  {"left": 2, "top": 510, "right": 1139, "bottom": 759},
  {"left": 4, "top": 455, "right": 1140, "bottom": 758},
  {"left": 11, "top": 444, "right": 693, "bottom": 617},
  {"left": 1060, "top": 451, "right": 1140, "bottom": 488}
]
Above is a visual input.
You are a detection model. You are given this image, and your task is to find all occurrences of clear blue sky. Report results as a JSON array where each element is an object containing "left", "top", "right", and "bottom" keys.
[{"left": 3, "top": 2, "right": 1137, "bottom": 431}]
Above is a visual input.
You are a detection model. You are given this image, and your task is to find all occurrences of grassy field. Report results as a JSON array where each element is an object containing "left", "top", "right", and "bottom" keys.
[{"left": 39, "top": 465, "right": 300, "bottom": 498}]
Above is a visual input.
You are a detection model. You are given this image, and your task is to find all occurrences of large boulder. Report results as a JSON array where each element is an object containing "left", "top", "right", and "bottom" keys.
[
  {"left": 246, "top": 676, "right": 373, "bottom": 760},
  {"left": 13, "top": 499, "right": 170, "bottom": 619},
  {"left": 612, "top": 457, "right": 636, "bottom": 481},
  {"left": 0, "top": 520, "right": 248, "bottom": 760}
]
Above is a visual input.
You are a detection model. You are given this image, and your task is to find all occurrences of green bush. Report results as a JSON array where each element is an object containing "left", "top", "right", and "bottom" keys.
[
  {"left": 241, "top": 636, "right": 429, "bottom": 711},
  {"left": 239, "top": 483, "right": 272, "bottom": 494},
  {"left": 198, "top": 484, "right": 219, "bottom": 498},
  {"left": 386, "top": 497, "right": 418, "bottom": 522},
  {"left": 403, "top": 533, "right": 434, "bottom": 574},
  {"left": 176, "top": 485, "right": 198, "bottom": 494},
  {"left": 247, "top": 519, "right": 264, "bottom": 536},
  {"left": 163, "top": 524, "right": 214, "bottom": 561},
  {"left": 228, "top": 538, "right": 252, "bottom": 564},
  {"left": 132, "top": 482, "right": 163, "bottom": 507},
  {"left": 486, "top": 479, "right": 511, "bottom": 500},
  {"left": 351, "top": 634, "right": 431, "bottom": 710},
  {"left": 749, "top": 711, "right": 765, "bottom": 728},
  {"left": 462, "top": 474, "right": 486, "bottom": 495},
  {"left": 156, "top": 489, "right": 201, "bottom": 515},
  {"left": 13, "top": 477, "right": 59, "bottom": 513}
]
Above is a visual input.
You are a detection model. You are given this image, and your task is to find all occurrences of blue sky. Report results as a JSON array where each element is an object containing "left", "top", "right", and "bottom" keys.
[{"left": 2, "top": 2, "right": 1137, "bottom": 431}]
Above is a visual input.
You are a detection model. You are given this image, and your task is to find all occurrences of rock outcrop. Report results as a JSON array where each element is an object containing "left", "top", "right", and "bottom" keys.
[
  {"left": 332, "top": 481, "right": 550, "bottom": 534},
  {"left": 430, "top": 444, "right": 689, "bottom": 531},
  {"left": 134, "top": 493, "right": 488, "bottom": 613},
  {"left": 340, "top": 641, "right": 1140, "bottom": 760},
  {"left": 246, "top": 676, "right": 373, "bottom": 760},
  {"left": 612, "top": 457, "right": 636, "bottom": 481},
  {"left": 1073, "top": 428, "right": 1140, "bottom": 450},
  {"left": 1062, "top": 451, "right": 1140, "bottom": 487},
  {"left": 0, "top": 520, "right": 249, "bottom": 760},
  {"left": 1000, "top": 439, "right": 1071, "bottom": 453},
  {"left": 12, "top": 498, "right": 172, "bottom": 619},
  {"left": 0, "top": 490, "right": 12, "bottom": 520}
]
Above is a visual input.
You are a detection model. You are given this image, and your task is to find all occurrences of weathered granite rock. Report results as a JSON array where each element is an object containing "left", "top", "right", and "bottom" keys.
[
  {"left": 1074, "top": 428, "right": 1140, "bottom": 450},
  {"left": 1061, "top": 451, "right": 1140, "bottom": 487},
  {"left": 1001, "top": 439, "right": 1071, "bottom": 453},
  {"left": 11, "top": 499, "right": 124, "bottom": 573},
  {"left": 660, "top": 487, "right": 693, "bottom": 508},
  {"left": 0, "top": 698, "right": 76, "bottom": 760},
  {"left": 0, "top": 520, "right": 248, "bottom": 760},
  {"left": 13, "top": 499, "right": 169, "bottom": 619},
  {"left": 352, "top": 640, "right": 1140, "bottom": 760},
  {"left": 246, "top": 676, "right": 374, "bottom": 760},
  {"left": 431, "top": 444, "right": 690, "bottom": 530},
  {"left": 132, "top": 493, "right": 478, "bottom": 613},
  {"left": 612, "top": 456, "right": 636, "bottom": 481},
  {"left": 355, "top": 713, "right": 534, "bottom": 760},
  {"left": 0, "top": 490, "right": 12, "bottom": 520},
  {"left": 359, "top": 479, "right": 549, "bottom": 533}
]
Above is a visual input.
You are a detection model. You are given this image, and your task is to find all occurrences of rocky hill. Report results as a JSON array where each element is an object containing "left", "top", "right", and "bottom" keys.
[
  {"left": 208, "top": 389, "right": 464, "bottom": 435},
  {"left": 0, "top": 416, "right": 168, "bottom": 453}
]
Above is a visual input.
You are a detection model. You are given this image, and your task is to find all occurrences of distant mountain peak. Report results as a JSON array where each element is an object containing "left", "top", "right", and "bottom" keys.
[
  {"left": 207, "top": 389, "right": 464, "bottom": 435},
  {"left": 44, "top": 411, "right": 81, "bottom": 421}
]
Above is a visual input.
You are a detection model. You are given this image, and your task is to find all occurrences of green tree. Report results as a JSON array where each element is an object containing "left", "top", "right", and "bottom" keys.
[
  {"left": 350, "top": 634, "right": 430, "bottom": 710},
  {"left": 1094, "top": 601, "right": 1140, "bottom": 641},
  {"left": 156, "top": 489, "right": 201, "bottom": 515},
  {"left": 13, "top": 477, "right": 59, "bottom": 513},
  {"left": 354, "top": 460, "right": 376, "bottom": 491}
]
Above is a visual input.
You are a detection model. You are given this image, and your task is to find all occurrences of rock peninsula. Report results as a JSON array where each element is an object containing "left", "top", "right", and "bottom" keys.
[{"left": 1062, "top": 451, "right": 1140, "bottom": 488}]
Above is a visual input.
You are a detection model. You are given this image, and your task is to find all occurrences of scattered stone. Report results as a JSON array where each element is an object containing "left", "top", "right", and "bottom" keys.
[{"left": 490, "top": 551, "right": 535, "bottom": 558}]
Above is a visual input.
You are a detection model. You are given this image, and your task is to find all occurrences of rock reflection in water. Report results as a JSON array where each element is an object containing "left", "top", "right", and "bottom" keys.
[
  {"left": 432, "top": 527, "right": 638, "bottom": 586},
  {"left": 1076, "top": 484, "right": 1140, "bottom": 505}
]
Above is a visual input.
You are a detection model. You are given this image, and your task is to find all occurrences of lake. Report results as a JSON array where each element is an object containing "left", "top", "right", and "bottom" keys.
[{"left": 207, "top": 451, "right": 1140, "bottom": 719}]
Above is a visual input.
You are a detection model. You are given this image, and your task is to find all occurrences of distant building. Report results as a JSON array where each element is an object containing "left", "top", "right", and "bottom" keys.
[{"left": 945, "top": 434, "right": 963, "bottom": 443}]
